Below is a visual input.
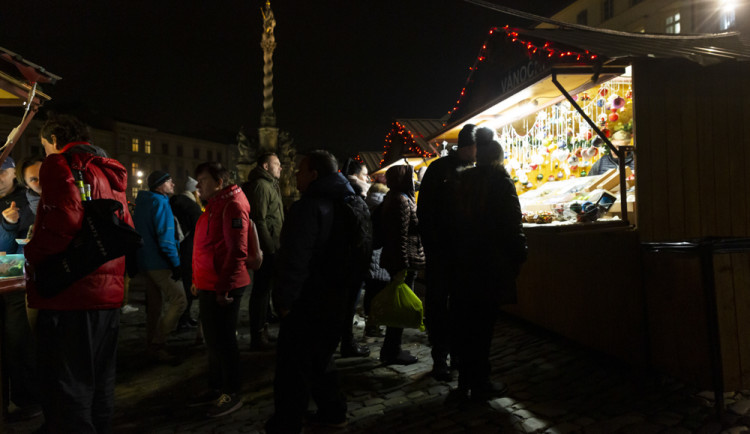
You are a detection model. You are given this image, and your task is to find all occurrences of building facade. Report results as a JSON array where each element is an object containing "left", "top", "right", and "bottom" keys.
[
  {"left": 0, "top": 113, "right": 236, "bottom": 202},
  {"left": 544, "top": 0, "right": 742, "bottom": 33}
]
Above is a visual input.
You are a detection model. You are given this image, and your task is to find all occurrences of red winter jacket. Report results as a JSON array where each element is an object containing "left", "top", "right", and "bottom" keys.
[
  {"left": 25, "top": 143, "right": 133, "bottom": 310},
  {"left": 192, "top": 184, "right": 251, "bottom": 295}
]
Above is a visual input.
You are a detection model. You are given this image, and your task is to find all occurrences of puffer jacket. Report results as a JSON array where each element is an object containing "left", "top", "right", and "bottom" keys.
[
  {"left": 25, "top": 142, "right": 132, "bottom": 310},
  {"left": 380, "top": 165, "right": 425, "bottom": 274},
  {"left": 192, "top": 184, "right": 251, "bottom": 295},
  {"left": 134, "top": 190, "right": 180, "bottom": 271},
  {"left": 241, "top": 165, "right": 284, "bottom": 254}
]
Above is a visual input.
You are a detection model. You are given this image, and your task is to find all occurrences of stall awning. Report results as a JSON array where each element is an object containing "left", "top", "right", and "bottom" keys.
[{"left": 0, "top": 46, "right": 59, "bottom": 167}]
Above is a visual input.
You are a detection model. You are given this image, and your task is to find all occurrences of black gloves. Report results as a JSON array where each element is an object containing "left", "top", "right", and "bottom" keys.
[{"left": 171, "top": 266, "right": 182, "bottom": 282}]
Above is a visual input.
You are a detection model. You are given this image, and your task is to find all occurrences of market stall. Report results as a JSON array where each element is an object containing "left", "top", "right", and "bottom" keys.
[
  {"left": 0, "top": 46, "right": 57, "bottom": 422},
  {"left": 422, "top": 21, "right": 750, "bottom": 394}
]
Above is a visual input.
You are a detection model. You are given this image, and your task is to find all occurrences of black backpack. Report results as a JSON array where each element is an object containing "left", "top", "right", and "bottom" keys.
[{"left": 333, "top": 194, "right": 373, "bottom": 282}]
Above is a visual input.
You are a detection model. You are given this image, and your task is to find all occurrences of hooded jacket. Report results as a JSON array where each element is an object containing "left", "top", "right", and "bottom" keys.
[
  {"left": 274, "top": 172, "right": 355, "bottom": 322},
  {"left": 380, "top": 165, "right": 425, "bottom": 274},
  {"left": 134, "top": 190, "right": 180, "bottom": 271},
  {"left": 241, "top": 165, "right": 284, "bottom": 254},
  {"left": 192, "top": 184, "right": 251, "bottom": 294},
  {"left": 25, "top": 143, "right": 133, "bottom": 310}
]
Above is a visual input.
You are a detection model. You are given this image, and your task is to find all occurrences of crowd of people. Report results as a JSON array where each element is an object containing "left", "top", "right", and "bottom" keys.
[{"left": 0, "top": 114, "right": 527, "bottom": 433}]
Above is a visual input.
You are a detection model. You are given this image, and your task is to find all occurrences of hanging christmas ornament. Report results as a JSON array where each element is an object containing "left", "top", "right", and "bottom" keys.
[
  {"left": 548, "top": 175, "right": 555, "bottom": 182},
  {"left": 599, "top": 88, "right": 609, "bottom": 97},
  {"left": 557, "top": 171, "right": 564, "bottom": 179},
  {"left": 537, "top": 173, "right": 544, "bottom": 181},
  {"left": 602, "top": 128, "right": 611, "bottom": 138},
  {"left": 512, "top": 176, "right": 519, "bottom": 183},
  {"left": 582, "top": 147, "right": 598, "bottom": 160},
  {"left": 625, "top": 90, "right": 633, "bottom": 99},
  {"left": 609, "top": 112, "right": 619, "bottom": 122},
  {"left": 611, "top": 96, "right": 626, "bottom": 109},
  {"left": 596, "top": 98, "right": 605, "bottom": 107},
  {"left": 580, "top": 170, "right": 587, "bottom": 176}
]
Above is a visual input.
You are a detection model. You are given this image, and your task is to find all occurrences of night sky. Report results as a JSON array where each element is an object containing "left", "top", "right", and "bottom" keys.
[{"left": 1, "top": 0, "right": 570, "bottom": 156}]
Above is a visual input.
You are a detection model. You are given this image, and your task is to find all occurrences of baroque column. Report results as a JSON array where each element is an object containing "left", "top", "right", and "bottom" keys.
[{"left": 258, "top": 0, "right": 278, "bottom": 152}]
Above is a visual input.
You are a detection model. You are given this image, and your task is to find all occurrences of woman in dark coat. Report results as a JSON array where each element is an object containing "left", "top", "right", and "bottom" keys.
[
  {"left": 378, "top": 164, "right": 425, "bottom": 365},
  {"left": 452, "top": 140, "right": 527, "bottom": 400}
]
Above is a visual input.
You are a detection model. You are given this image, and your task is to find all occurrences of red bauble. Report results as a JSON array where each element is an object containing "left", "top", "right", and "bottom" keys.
[
  {"left": 603, "top": 128, "right": 611, "bottom": 137},
  {"left": 609, "top": 113, "right": 619, "bottom": 122},
  {"left": 599, "top": 88, "right": 609, "bottom": 97}
]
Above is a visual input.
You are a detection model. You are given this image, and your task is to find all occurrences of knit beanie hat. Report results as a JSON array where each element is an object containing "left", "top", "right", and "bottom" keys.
[
  {"left": 148, "top": 170, "right": 171, "bottom": 190},
  {"left": 185, "top": 176, "right": 198, "bottom": 192}
]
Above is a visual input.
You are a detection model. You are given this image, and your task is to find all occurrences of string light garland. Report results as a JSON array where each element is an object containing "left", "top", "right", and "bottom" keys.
[
  {"left": 380, "top": 121, "right": 435, "bottom": 166},
  {"left": 444, "top": 26, "right": 603, "bottom": 122}
]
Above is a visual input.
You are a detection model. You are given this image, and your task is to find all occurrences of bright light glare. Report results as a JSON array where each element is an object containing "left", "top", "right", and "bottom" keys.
[
  {"left": 137, "top": 171, "right": 143, "bottom": 177},
  {"left": 720, "top": 0, "right": 736, "bottom": 12}
]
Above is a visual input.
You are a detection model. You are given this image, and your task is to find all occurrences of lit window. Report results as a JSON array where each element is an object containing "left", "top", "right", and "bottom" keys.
[
  {"left": 719, "top": 0, "right": 735, "bottom": 31},
  {"left": 666, "top": 12, "right": 681, "bottom": 34},
  {"left": 131, "top": 162, "right": 139, "bottom": 176},
  {"left": 145, "top": 140, "right": 151, "bottom": 154},
  {"left": 132, "top": 187, "right": 140, "bottom": 198},
  {"left": 132, "top": 138, "right": 139, "bottom": 152}
]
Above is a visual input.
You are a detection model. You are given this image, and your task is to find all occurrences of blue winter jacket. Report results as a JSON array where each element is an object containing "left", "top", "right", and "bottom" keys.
[{"left": 134, "top": 190, "right": 180, "bottom": 271}]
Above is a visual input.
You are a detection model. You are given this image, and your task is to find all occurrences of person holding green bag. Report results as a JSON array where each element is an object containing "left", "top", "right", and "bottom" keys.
[{"left": 378, "top": 164, "right": 425, "bottom": 365}]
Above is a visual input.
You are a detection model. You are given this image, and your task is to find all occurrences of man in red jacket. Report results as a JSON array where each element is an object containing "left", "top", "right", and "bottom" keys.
[
  {"left": 25, "top": 114, "right": 133, "bottom": 433},
  {"left": 189, "top": 161, "right": 252, "bottom": 418}
]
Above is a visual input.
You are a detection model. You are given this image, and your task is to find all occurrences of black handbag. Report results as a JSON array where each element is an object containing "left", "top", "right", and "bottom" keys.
[{"left": 34, "top": 155, "right": 143, "bottom": 298}]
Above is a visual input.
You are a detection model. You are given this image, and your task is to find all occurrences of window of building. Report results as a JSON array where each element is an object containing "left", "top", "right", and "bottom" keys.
[
  {"left": 177, "top": 145, "right": 183, "bottom": 157},
  {"left": 576, "top": 9, "right": 588, "bottom": 25},
  {"left": 194, "top": 147, "right": 200, "bottom": 159},
  {"left": 666, "top": 12, "right": 681, "bottom": 34},
  {"left": 145, "top": 139, "right": 151, "bottom": 154},
  {"left": 602, "top": 0, "right": 614, "bottom": 21},
  {"left": 719, "top": 0, "right": 736, "bottom": 31},
  {"left": 162, "top": 143, "right": 169, "bottom": 154},
  {"left": 131, "top": 138, "right": 139, "bottom": 152},
  {"left": 132, "top": 187, "right": 140, "bottom": 198},
  {"left": 207, "top": 150, "right": 214, "bottom": 161},
  {"left": 131, "top": 162, "right": 139, "bottom": 176}
]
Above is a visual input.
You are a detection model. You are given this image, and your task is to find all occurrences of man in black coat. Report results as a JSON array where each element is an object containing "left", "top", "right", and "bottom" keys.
[
  {"left": 417, "top": 124, "right": 477, "bottom": 381},
  {"left": 266, "top": 150, "right": 360, "bottom": 433}
]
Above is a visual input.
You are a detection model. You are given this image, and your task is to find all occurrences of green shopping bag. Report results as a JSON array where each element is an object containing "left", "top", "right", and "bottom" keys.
[{"left": 369, "top": 270, "right": 425, "bottom": 331}]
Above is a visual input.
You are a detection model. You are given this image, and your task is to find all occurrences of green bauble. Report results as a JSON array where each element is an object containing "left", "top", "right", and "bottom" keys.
[
  {"left": 580, "top": 170, "right": 587, "bottom": 177},
  {"left": 512, "top": 176, "right": 519, "bottom": 183},
  {"left": 536, "top": 173, "right": 544, "bottom": 181}
]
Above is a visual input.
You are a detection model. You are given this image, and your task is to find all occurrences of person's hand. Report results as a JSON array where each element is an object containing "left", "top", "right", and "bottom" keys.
[
  {"left": 190, "top": 283, "right": 198, "bottom": 297},
  {"left": 216, "top": 291, "right": 234, "bottom": 306},
  {"left": 2, "top": 201, "right": 19, "bottom": 224},
  {"left": 171, "top": 266, "right": 182, "bottom": 282}
]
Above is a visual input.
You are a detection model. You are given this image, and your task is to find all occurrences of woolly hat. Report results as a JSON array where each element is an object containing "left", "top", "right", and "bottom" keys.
[
  {"left": 185, "top": 176, "right": 198, "bottom": 192},
  {"left": 1, "top": 156, "right": 15, "bottom": 170},
  {"left": 148, "top": 170, "right": 171, "bottom": 190},
  {"left": 457, "top": 124, "right": 477, "bottom": 148}
]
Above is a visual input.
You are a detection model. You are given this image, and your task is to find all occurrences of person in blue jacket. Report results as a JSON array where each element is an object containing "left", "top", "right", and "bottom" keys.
[{"left": 134, "top": 170, "right": 187, "bottom": 363}]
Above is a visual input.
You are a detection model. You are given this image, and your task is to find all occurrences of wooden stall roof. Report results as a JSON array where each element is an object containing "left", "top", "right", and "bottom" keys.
[{"left": 396, "top": 119, "right": 444, "bottom": 155}]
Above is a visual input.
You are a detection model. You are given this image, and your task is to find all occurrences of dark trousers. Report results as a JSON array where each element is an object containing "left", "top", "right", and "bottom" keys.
[
  {"left": 249, "top": 253, "right": 275, "bottom": 335},
  {"left": 340, "top": 280, "right": 363, "bottom": 345},
  {"left": 180, "top": 261, "right": 195, "bottom": 322},
  {"left": 381, "top": 270, "right": 416, "bottom": 358},
  {"left": 36, "top": 308, "right": 120, "bottom": 434},
  {"left": 267, "top": 312, "right": 346, "bottom": 433},
  {"left": 199, "top": 287, "right": 245, "bottom": 394},
  {"left": 451, "top": 296, "right": 498, "bottom": 389},
  {"left": 1, "top": 290, "right": 38, "bottom": 410},
  {"left": 424, "top": 250, "right": 452, "bottom": 367}
]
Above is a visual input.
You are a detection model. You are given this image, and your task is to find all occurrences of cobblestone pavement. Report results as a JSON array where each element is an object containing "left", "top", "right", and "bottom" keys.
[{"left": 8, "top": 287, "right": 750, "bottom": 433}]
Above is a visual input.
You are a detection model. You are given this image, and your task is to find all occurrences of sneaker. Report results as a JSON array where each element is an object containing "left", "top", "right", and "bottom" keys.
[
  {"left": 187, "top": 389, "right": 222, "bottom": 407},
  {"left": 206, "top": 393, "right": 243, "bottom": 418},
  {"left": 430, "top": 364, "right": 452, "bottom": 382},
  {"left": 121, "top": 304, "right": 139, "bottom": 314},
  {"left": 340, "top": 341, "right": 370, "bottom": 358},
  {"left": 304, "top": 411, "right": 348, "bottom": 428},
  {"left": 380, "top": 350, "right": 418, "bottom": 365}
]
